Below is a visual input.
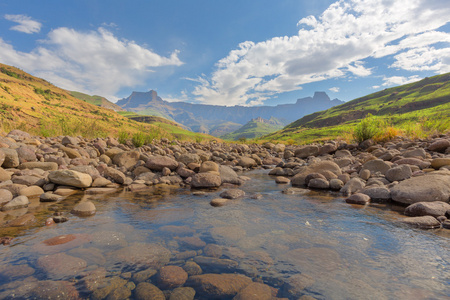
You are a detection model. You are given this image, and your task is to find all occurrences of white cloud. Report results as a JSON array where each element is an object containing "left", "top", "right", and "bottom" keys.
[
  {"left": 329, "top": 87, "right": 340, "bottom": 92},
  {"left": 381, "top": 75, "right": 422, "bottom": 87},
  {"left": 4, "top": 14, "right": 42, "bottom": 34},
  {"left": 192, "top": 0, "right": 450, "bottom": 106},
  {"left": 0, "top": 27, "right": 183, "bottom": 100}
]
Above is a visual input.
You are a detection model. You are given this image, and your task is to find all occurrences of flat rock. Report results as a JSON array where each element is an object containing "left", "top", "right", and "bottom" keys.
[
  {"left": 193, "top": 256, "right": 238, "bottom": 273},
  {"left": 404, "top": 201, "right": 450, "bottom": 217},
  {"left": 30, "top": 280, "right": 79, "bottom": 300},
  {"left": 220, "top": 189, "right": 245, "bottom": 199},
  {"left": 48, "top": 170, "right": 92, "bottom": 188},
  {"left": 210, "top": 198, "right": 228, "bottom": 207},
  {"left": 390, "top": 174, "right": 450, "bottom": 204},
  {"left": 37, "top": 252, "right": 87, "bottom": 278},
  {"left": 400, "top": 216, "right": 441, "bottom": 229},
  {"left": 186, "top": 273, "right": 252, "bottom": 299},
  {"left": 19, "top": 162, "right": 58, "bottom": 171},
  {"left": 109, "top": 243, "right": 171, "bottom": 269},
  {"left": 395, "top": 158, "right": 430, "bottom": 169}
]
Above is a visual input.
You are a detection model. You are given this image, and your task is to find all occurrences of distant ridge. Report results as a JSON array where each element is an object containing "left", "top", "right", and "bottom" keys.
[
  {"left": 116, "top": 90, "right": 344, "bottom": 136},
  {"left": 221, "top": 117, "right": 288, "bottom": 141}
]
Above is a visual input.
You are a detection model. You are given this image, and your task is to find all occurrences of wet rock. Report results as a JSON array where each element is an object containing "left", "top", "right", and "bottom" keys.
[
  {"left": 1, "top": 148, "right": 19, "bottom": 168},
  {"left": 304, "top": 173, "right": 326, "bottom": 186},
  {"left": 210, "top": 198, "right": 228, "bottom": 207},
  {"left": 329, "top": 178, "right": 344, "bottom": 190},
  {"left": 7, "top": 213, "right": 36, "bottom": 227},
  {"left": 431, "top": 158, "right": 450, "bottom": 169},
  {"left": 186, "top": 273, "right": 252, "bottom": 299},
  {"left": 275, "top": 176, "right": 290, "bottom": 184},
  {"left": 194, "top": 256, "right": 239, "bottom": 273},
  {"left": 183, "top": 261, "right": 202, "bottom": 276},
  {"left": 2, "top": 195, "right": 29, "bottom": 211},
  {"left": 37, "top": 252, "right": 87, "bottom": 278},
  {"left": 40, "top": 192, "right": 64, "bottom": 202},
  {"left": 91, "top": 276, "right": 128, "bottom": 300},
  {"left": 282, "top": 187, "right": 310, "bottom": 195},
  {"left": 30, "top": 280, "right": 79, "bottom": 300},
  {"left": 404, "top": 201, "right": 450, "bottom": 217},
  {"left": 385, "top": 164, "right": 412, "bottom": 182},
  {"left": 400, "top": 216, "right": 441, "bottom": 229},
  {"left": 91, "top": 230, "right": 128, "bottom": 249},
  {"left": 110, "top": 243, "right": 171, "bottom": 269},
  {"left": 106, "top": 285, "right": 132, "bottom": 300},
  {"left": 146, "top": 155, "right": 179, "bottom": 171},
  {"left": 361, "top": 186, "right": 391, "bottom": 201},
  {"left": 279, "top": 274, "right": 315, "bottom": 299},
  {"left": 134, "top": 282, "right": 165, "bottom": 300},
  {"left": 132, "top": 268, "right": 157, "bottom": 283},
  {"left": 390, "top": 173, "right": 450, "bottom": 204},
  {"left": 0, "top": 264, "right": 35, "bottom": 280},
  {"left": 157, "top": 265, "right": 188, "bottom": 289},
  {"left": 48, "top": 169, "right": 92, "bottom": 188},
  {"left": 159, "top": 225, "right": 195, "bottom": 236},
  {"left": 169, "top": 287, "right": 196, "bottom": 300},
  {"left": 68, "top": 247, "right": 106, "bottom": 266},
  {"left": 37, "top": 234, "right": 90, "bottom": 254},
  {"left": 204, "top": 244, "right": 223, "bottom": 258},
  {"left": 220, "top": 189, "right": 245, "bottom": 199},
  {"left": 308, "top": 178, "right": 329, "bottom": 189},
  {"left": 191, "top": 173, "right": 221, "bottom": 188},
  {"left": 178, "top": 236, "right": 206, "bottom": 249},
  {"left": 233, "top": 282, "right": 273, "bottom": 300},
  {"left": 345, "top": 193, "right": 370, "bottom": 205},
  {"left": 284, "top": 247, "right": 341, "bottom": 274},
  {"left": 71, "top": 200, "right": 96, "bottom": 216}
]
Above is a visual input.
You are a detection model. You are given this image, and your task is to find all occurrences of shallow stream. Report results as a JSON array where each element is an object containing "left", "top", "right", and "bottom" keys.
[{"left": 1, "top": 169, "right": 449, "bottom": 299}]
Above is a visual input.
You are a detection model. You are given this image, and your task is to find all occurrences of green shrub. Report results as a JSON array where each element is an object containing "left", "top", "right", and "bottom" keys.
[
  {"left": 352, "top": 114, "right": 384, "bottom": 143},
  {"left": 132, "top": 132, "right": 146, "bottom": 147},
  {"left": 118, "top": 131, "right": 129, "bottom": 144}
]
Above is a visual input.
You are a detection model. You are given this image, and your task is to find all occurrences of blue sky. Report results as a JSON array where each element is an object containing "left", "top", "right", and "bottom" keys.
[{"left": 0, "top": 0, "right": 449, "bottom": 106}]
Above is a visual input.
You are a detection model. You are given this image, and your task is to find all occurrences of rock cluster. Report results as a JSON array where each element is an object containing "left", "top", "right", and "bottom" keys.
[{"left": 269, "top": 136, "right": 450, "bottom": 229}]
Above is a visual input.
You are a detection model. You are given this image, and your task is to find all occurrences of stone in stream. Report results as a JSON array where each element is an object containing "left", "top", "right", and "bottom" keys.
[
  {"left": 404, "top": 201, "right": 450, "bottom": 217},
  {"left": 390, "top": 173, "right": 450, "bottom": 204},
  {"left": 19, "top": 185, "right": 44, "bottom": 198},
  {"left": 2, "top": 195, "right": 29, "bottom": 211},
  {"left": 37, "top": 252, "right": 87, "bottom": 278},
  {"left": 186, "top": 273, "right": 252, "bottom": 299},
  {"left": 109, "top": 243, "right": 171, "bottom": 269},
  {"left": 400, "top": 216, "right": 441, "bottom": 229},
  {"left": 345, "top": 193, "right": 370, "bottom": 205},
  {"left": 0, "top": 189, "right": 13, "bottom": 206},
  {"left": 308, "top": 178, "right": 330, "bottom": 189},
  {"left": 275, "top": 176, "right": 290, "bottom": 184},
  {"left": 157, "top": 265, "right": 188, "bottom": 289},
  {"left": 279, "top": 274, "right": 315, "bottom": 298},
  {"left": 210, "top": 198, "right": 228, "bottom": 207},
  {"left": 71, "top": 200, "right": 96, "bottom": 216},
  {"left": 329, "top": 178, "right": 344, "bottom": 190},
  {"left": 183, "top": 261, "right": 202, "bottom": 276},
  {"left": 361, "top": 186, "right": 391, "bottom": 201},
  {"left": 30, "top": 280, "right": 79, "bottom": 300},
  {"left": 204, "top": 244, "right": 223, "bottom": 258},
  {"left": 340, "top": 178, "right": 365, "bottom": 196},
  {"left": 220, "top": 189, "right": 245, "bottom": 199},
  {"left": 233, "top": 282, "right": 273, "bottom": 300},
  {"left": 168, "top": 287, "right": 196, "bottom": 300},
  {"left": 193, "top": 256, "right": 239, "bottom": 273},
  {"left": 191, "top": 173, "right": 221, "bottom": 188},
  {"left": 7, "top": 213, "right": 36, "bottom": 227},
  {"left": 134, "top": 282, "right": 165, "bottom": 300},
  {"left": 132, "top": 268, "right": 157, "bottom": 284},
  {"left": 39, "top": 192, "right": 64, "bottom": 202},
  {"left": 291, "top": 161, "right": 341, "bottom": 187},
  {"left": 178, "top": 236, "right": 206, "bottom": 249},
  {"left": 219, "top": 165, "right": 242, "bottom": 185}
]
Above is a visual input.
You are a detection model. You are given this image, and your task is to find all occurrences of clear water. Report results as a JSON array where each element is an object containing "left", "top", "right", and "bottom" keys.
[{"left": 1, "top": 169, "right": 449, "bottom": 299}]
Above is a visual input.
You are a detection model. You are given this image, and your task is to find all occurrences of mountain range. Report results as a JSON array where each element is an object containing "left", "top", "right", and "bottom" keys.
[{"left": 116, "top": 90, "right": 344, "bottom": 135}]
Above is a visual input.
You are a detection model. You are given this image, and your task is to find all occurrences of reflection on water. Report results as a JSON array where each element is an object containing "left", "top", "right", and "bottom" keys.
[{"left": 0, "top": 169, "right": 449, "bottom": 299}]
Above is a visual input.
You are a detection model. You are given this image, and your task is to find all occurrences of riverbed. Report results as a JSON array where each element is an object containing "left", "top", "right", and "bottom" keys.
[{"left": 0, "top": 169, "right": 449, "bottom": 299}]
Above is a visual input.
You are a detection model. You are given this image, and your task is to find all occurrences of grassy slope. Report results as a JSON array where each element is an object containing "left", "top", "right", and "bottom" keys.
[
  {"left": 264, "top": 73, "right": 450, "bottom": 144},
  {"left": 0, "top": 64, "right": 214, "bottom": 141},
  {"left": 222, "top": 119, "right": 285, "bottom": 141}
]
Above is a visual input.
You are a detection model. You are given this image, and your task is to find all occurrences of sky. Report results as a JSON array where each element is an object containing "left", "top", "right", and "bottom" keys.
[{"left": 0, "top": 0, "right": 449, "bottom": 106}]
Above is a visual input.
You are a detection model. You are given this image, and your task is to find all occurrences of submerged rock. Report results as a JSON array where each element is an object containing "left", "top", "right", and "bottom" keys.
[{"left": 186, "top": 273, "right": 252, "bottom": 299}]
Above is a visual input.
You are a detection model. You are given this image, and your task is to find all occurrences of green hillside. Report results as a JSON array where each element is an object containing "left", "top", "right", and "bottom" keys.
[
  {"left": 264, "top": 73, "right": 450, "bottom": 144},
  {"left": 70, "top": 91, "right": 124, "bottom": 111},
  {"left": 222, "top": 117, "right": 286, "bottom": 141},
  {"left": 0, "top": 63, "right": 215, "bottom": 142}
]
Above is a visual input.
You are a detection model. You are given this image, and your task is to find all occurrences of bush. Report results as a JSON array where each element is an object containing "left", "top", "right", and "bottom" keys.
[
  {"left": 352, "top": 114, "right": 384, "bottom": 143},
  {"left": 118, "top": 131, "right": 129, "bottom": 144},
  {"left": 132, "top": 132, "right": 146, "bottom": 147}
]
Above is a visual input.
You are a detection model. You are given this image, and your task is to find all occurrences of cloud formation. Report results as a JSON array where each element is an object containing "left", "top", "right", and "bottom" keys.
[
  {"left": 4, "top": 14, "right": 41, "bottom": 34},
  {"left": 0, "top": 27, "right": 183, "bottom": 99},
  {"left": 329, "top": 87, "right": 340, "bottom": 93},
  {"left": 192, "top": 0, "right": 450, "bottom": 106}
]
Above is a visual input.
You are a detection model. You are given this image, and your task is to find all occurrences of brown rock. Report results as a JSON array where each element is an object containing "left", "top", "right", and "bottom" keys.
[
  {"left": 134, "top": 282, "right": 165, "bottom": 300},
  {"left": 400, "top": 216, "right": 441, "bottom": 229},
  {"left": 220, "top": 189, "right": 245, "bottom": 199},
  {"left": 146, "top": 155, "right": 178, "bottom": 171},
  {"left": 71, "top": 200, "right": 96, "bottom": 216},
  {"left": 186, "top": 273, "right": 252, "bottom": 298},
  {"left": 191, "top": 173, "right": 221, "bottom": 188},
  {"left": 233, "top": 282, "right": 273, "bottom": 300},
  {"left": 291, "top": 161, "right": 342, "bottom": 187},
  {"left": 169, "top": 287, "right": 196, "bottom": 300},
  {"left": 30, "top": 280, "right": 79, "bottom": 300},
  {"left": 345, "top": 193, "right": 370, "bottom": 205},
  {"left": 390, "top": 173, "right": 450, "bottom": 204},
  {"left": 237, "top": 157, "right": 257, "bottom": 168},
  {"left": 210, "top": 198, "right": 228, "bottom": 207},
  {"left": 113, "top": 150, "right": 140, "bottom": 169},
  {"left": 295, "top": 145, "right": 319, "bottom": 158},
  {"left": 0, "top": 167, "right": 11, "bottom": 181},
  {"left": 428, "top": 139, "right": 450, "bottom": 152},
  {"left": 178, "top": 236, "right": 206, "bottom": 249},
  {"left": 395, "top": 158, "right": 430, "bottom": 169},
  {"left": 7, "top": 213, "right": 36, "bottom": 227},
  {"left": 48, "top": 170, "right": 92, "bottom": 188},
  {"left": 110, "top": 243, "right": 171, "bottom": 269},
  {"left": 157, "top": 265, "right": 188, "bottom": 289},
  {"left": 404, "top": 201, "right": 450, "bottom": 217},
  {"left": 1, "top": 148, "right": 19, "bottom": 168},
  {"left": 37, "top": 252, "right": 87, "bottom": 278},
  {"left": 431, "top": 158, "right": 450, "bottom": 169}
]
